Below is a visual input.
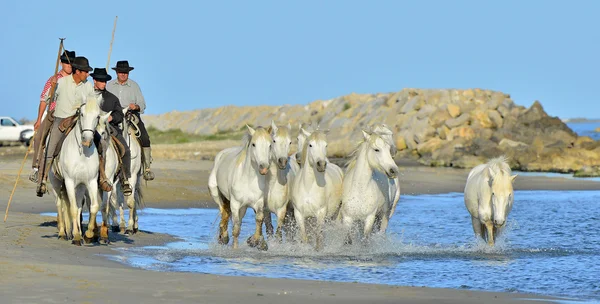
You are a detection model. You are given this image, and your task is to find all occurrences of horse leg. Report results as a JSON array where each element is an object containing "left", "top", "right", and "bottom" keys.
[
  {"left": 247, "top": 203, "right": 268, "bottom": 251},
  {"left": 65, "top": 180, "right": 82, "bottom": 246},
  {"left": 377, "top": 209, "right": 390, "bottom": 234},
  {"left": 283, "top": 206, "right": 296, "bottom": 243},
  {"left": 218, "top": 194, "right": 231, "bottom": 245},
  {"left": 294, "top": 209, "right": 308, "bottom": 244},
  {"left": 124, "top": 187, "right": 136, "bottom": 235},
  {"left": 230, "top": 202, "right": 242, "bottom": 249},
  {"left": 484, "top": 220, "right": 495, "bottom": 246},
  {"left": 341, "top": 214, "right": 354, "bottom": 246},
  {"left": 363, "top": 213, "right": 377, "bottom": 242},
  {"left": 264, "top": 209, "right": 274, "bottom": 238},
  {"left": 84, "top": 183, "right": 101, "bottom": 244},
  {"left": 274, "top": 207, "right": 287, "bottom": 243},
  {"left": 315, "top": 208, "right": 326, "bottom": 252},
  {"left": 470, "top": 216, "right": 483, "bottom": 241}
]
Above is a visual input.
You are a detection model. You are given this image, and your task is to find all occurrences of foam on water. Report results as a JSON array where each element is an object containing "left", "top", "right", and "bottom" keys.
[{"left": 46, "top": 190, "right": 600, "bottom": 301}]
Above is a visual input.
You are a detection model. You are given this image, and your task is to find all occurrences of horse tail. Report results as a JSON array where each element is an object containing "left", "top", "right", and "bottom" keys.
[{"left": 135, "top": 179, "right": 146, "bottom": 210}]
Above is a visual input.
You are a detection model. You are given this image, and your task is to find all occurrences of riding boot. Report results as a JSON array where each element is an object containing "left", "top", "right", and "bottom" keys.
[
  {"left": 36, "top": 157, "right": 54, "bottom": 197},
  {"left": 98, "top": 154, "right": 113, "bottom": 192},
  {"left": 120, "top": 170, "right": 132, "bottom": 196},
  {"left": 142, "top": 147, "right": 155, "bottom": 181}
]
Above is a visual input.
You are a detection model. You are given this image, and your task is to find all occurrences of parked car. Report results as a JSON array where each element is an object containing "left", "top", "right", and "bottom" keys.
[{"left": 0, "top": 116, "right": 34, "bottom": 146}]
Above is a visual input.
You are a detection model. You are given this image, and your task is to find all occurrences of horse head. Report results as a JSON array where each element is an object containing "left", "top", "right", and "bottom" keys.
[
  {"left": 269, "top": 120, "right": 292, "bottom": 170},
  {"left": 487, "top": 163, "right": 517, "bottom": 227},
  {"left": 246, "top": 125, "right": 271, "bottom": 175},
  {"left": 77, "top": 94, "right": 105, "bottom": 148},
  {"left": 303, "top": 130, "right": 328, "bottom": 173},
  {"left": 296, "top": 123, "right": 315, "bottom": 166},
  {"left": 362, "top": 130, "right": 398, "bottom": 179},
  {"left": 372, "top": 124, "right": 397, "bottom": 156}
]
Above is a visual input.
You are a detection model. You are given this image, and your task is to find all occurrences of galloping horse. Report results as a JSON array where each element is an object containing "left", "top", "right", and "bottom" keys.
[
  {"left": 291, "top": 129, "right": 343, "bottom": 251},
  {"left": 264, "top": 121, "right": 299, "bottom": 242},
  {"left": 209, "top": 125, "right": 271, "bottom": 250},
  {"left": 339, "top": 130, "right": 398, "bottom": 243},
  {"left": 464, "top": 156, "right": 517, "bottom": 246},
  {"left": 49, "top": 95, "right": 110, "bottom": 245}
]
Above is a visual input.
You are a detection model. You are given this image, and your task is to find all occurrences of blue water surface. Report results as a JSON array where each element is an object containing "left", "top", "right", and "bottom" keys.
[{"left": 76, "top": 190, "right": 600, "bottom": 301}]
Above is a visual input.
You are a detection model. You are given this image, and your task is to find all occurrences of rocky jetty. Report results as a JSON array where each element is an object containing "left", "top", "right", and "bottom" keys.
[{"left": 143, "top": 88, "right": 600, "bottom": 174}]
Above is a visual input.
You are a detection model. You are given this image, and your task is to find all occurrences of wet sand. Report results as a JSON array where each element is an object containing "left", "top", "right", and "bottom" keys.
[{"left": 1, "top": 146, "right": 597, "bottom": 303}]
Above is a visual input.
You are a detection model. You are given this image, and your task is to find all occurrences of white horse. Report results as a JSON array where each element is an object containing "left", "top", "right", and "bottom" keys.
[
  {"left": 49, "top": 95, "right": 110, "bottom": 245},
  {"left": 208, "top": 125, "right": 271, "bottom": 250},
  {"left": 370, "top": 124, "right": 401, "bottom": 232},
  {"left": 464, "top": 156, "right": 517, "bottom": 246},
  {"left": 291, "top": 129, "right": 343, "bottom": 251},
  {"left": 104, "top": 109, "right": 145, "bottom": 236},
  {"left": 263, "top": 120, "right": 299, "bottom": 242},
  {"left": 339, "top": 130, "right": 399, "bottom": 243},
  {"left": 293, "top": 123, "right": 315, "bottom": 167}
]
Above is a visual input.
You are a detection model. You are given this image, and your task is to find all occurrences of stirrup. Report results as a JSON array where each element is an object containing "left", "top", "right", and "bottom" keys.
[
  {"left": 29, "top": 169, "right": 39, "bottom": 183},
  {"left": 121, "top": 181, "right": 132, "bottom": 196},
  {"left": 143, "top": 169, "right": 155, "bottom": 181},
  {"left": 36, "top": 183, "right": 47, "bottom": 197}
]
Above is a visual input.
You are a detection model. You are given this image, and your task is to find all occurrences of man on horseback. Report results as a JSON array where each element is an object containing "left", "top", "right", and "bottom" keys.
[
  {"left": 30, "top": 50, "right": 76, "bottom": 183},
  {"left": 36, "top": 56, "right": 97, "bottom": 197},
  {"left": 90, "top": 68, "right": 133, "bottom": 196},
  {"left": 107, "top": 60, "right": 155, "bottom": 181}
]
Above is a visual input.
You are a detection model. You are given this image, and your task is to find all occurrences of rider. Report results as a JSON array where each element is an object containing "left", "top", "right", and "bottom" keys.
[
  {"left": 30, "top": 50, "right": 76, "bottom": 183},
  {"left": 90, "top": 68, "right": 133, "bottom": 196},
  {"left": 36, "top": 56, "right": 95, "bottom": 197},
  {"left": 106, "top": 60, "right": 154, "bottom": 181}
]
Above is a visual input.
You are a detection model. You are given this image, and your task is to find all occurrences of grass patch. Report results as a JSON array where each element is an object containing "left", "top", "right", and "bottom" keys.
[
  {"left": 148, "top": 126, "right": 243, "bottom": 144},
  {"left": 343, "top": 103, "right": 351, "bottom": 111}
]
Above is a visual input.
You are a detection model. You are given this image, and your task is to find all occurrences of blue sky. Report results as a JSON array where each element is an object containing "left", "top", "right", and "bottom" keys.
[{"left": 1, "top": 0, "right": 598, "bottom": 121}]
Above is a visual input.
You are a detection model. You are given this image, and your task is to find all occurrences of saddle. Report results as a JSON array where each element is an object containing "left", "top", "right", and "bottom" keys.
[
  {"left": 53, "top": 113, "right": 78, "bottom": 158},
  {"left": 111, "top": 135, "right": 126, "bottom": 158}
]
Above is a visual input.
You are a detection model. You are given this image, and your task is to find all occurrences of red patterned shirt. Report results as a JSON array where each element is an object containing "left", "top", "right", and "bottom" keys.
[{"left": 40, "top": 71, "right": 66, "bottom": 111}]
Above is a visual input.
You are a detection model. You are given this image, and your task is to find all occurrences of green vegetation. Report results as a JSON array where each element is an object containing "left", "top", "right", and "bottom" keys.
[
  {"left": 147, "top": 126, "right": 243, "bottom": 144},
  {"left": 343, "top": 103, "right": 351, "bottom": 111}
]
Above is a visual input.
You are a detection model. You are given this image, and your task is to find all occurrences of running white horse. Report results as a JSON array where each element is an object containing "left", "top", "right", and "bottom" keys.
[
  {"left": 293, "top": 122, "right": 315, "bottom": 167},
  {"left": 464, "top": 156, "right": 517, "bottom": 246},
  {"left": 291, "top": 129, "right": 343, "bottom": 251},
  {"left": 264, "top": 120, "right": 299, "bottom": 242},
  {"left": 208, "top": 125, "right": 271, "bottom": 250},
  {"left": 370, "top": 124, "right": 401, "bottom": 232},
  {"left": 104, "top": 109, "right": 145, "bottom": 236},
  {"left": 339, "top": 130, "right": 399, "bottom": 243},
  {"left": 49, "top": 95, "right": 110, "bottom": 245}
]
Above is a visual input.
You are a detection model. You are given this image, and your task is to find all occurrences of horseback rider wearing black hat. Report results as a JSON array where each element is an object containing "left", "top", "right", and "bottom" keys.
[
  {"left": 91, "top": 68, "right": 133, "bottom": 196},
  {"left": 107, "top": 60, "right": 155, "bottom": 181},
  {"left": 30, "top": 50, "right": 76, "bottom": 183}
]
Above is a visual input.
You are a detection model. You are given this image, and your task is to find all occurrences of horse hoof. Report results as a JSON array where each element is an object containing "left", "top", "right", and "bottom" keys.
[
  {"left": 84, "top": 235, "right": 94, "bottom": 244},
  {"left": 100, "top": 237, "right": 110, "bottom": 245},
  {"left": 120, "top": 227, "right": 126, "bottom": 234},
  {"left": 133, "top": 228, "right": 138, "bottom": 234},
  {"left": 58, "top": 235, "right": 67, "bottom": 241},
  {"left": 246, "top": 236, "right": 258, "bottom": 247},
  {"left": 111, "top": 226, "right": 120, "bottom": 233},
  {"left": 218, "top": 235, "right": 229, "bottom": 245},
  {"left": 72, "top": 239, "right": 82, "bottom": 246},
  {"left": 124, "top": 229, "right": 135, "bottom": 236},
  {"left": 258, "top": 239, "right": 268, "bottom": 251}
]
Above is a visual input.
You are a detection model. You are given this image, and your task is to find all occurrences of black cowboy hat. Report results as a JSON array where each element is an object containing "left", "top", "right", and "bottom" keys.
[
  {"left": 90, "top": 68, "right": 112, "bottom": 82},
  {"left": 71, "top": 56, "right": 93, "bottom": 72},
  {"left": 60, "top": 50, "right": 76, "bottom": 63},
  {"left": 111, "top": 60, "right": 135, "bottom": 73}
]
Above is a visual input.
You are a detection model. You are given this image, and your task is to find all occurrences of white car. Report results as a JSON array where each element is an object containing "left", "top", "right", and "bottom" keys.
[{"left": 0, "top": 116, "right": 34, "bottom": 146}]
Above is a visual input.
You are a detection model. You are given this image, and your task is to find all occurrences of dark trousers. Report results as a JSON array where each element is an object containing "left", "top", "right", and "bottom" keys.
[
  {"left": 133, "top": 112, "right": 151, "bottom": 148},
  {"left": 94, "top": 126, "right": 132, "bottom": 179}
]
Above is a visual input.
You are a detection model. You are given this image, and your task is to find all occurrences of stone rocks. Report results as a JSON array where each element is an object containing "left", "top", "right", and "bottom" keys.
[{"left": 143, "top": 88, "right": 600, "bottom": 174}]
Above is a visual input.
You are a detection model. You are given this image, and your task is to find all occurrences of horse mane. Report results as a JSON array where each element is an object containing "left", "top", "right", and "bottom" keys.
[
  {"left": 486, "top": 156, "right": 511, "bottom": 179},
  {"left": 345, "top": 132, "right": 381, "bottom": 171}
]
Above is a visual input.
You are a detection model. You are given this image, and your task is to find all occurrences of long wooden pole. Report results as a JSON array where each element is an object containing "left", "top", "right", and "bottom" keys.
[
  {"left": 4, "top": 38, "right": 65, "bottom": 222},
  {"left": 106, "top": 16, "right": 118, "bottom": 70}
]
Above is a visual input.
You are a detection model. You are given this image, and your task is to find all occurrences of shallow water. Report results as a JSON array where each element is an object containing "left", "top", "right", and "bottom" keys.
[{"left": 55, "top": 190, "right": 600, "bottom": 301}]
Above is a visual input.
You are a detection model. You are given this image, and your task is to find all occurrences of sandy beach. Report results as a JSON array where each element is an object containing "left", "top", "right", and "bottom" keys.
[{"left": 1, "top": 145, "right": 598, "bottom": 303}]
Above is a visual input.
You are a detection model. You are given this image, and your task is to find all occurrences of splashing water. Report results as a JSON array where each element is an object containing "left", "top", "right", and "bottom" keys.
[{"left": 47, "top": 190, "right": 600, "bottom": 301}]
